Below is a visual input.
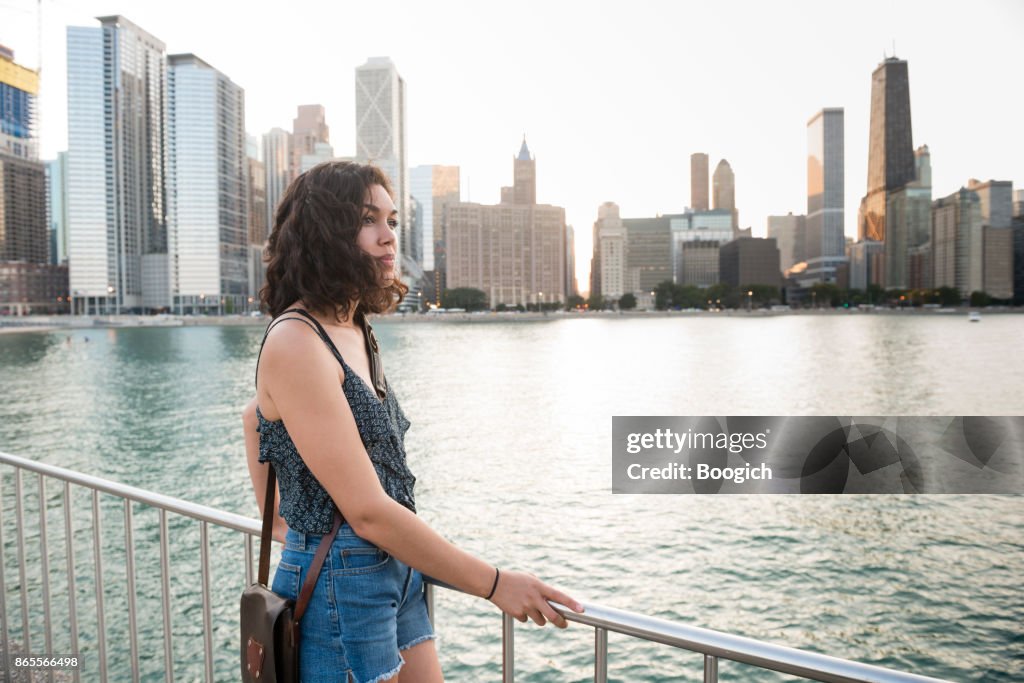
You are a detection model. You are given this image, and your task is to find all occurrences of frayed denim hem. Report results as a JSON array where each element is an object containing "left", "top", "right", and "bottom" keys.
[
  {"left": 398, "top": 633, "right": 436, "bottom": 652},
  {"left": 363, "top": 658, "right": 405, "bottom": 683}
]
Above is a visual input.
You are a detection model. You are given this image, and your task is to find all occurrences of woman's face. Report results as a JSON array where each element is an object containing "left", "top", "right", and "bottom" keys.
[{"left": 358, "top": 183, "right": 398, "bottom": 283}]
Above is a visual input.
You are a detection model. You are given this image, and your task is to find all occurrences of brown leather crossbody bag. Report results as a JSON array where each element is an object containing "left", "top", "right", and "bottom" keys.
[{"left": 240, "top": 465, "right": 341, "bottom": 682}]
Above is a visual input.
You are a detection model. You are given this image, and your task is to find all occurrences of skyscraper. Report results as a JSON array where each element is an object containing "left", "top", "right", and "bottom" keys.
[
  {"left": 166, "top": 53, "right": 247, "bottom": 314},
  {"left": 263, "top": 127, "right": 292, "bottom": 231},
  {"left": 0, "top": 44, "right": 37, "bottom": 160},
  {"left": 712, "top": 159, "right": 737, "bottom": 230},
  {"left": 67, "top": 16, "right": 167, "bottom": 313},
  {"left": 410, "top": 164, "right": 460, "bottom": 304},
  {"left": 858, "top": 56, "right": 914, "bottom": 286},
  {"left": 932, "top": 188, "right": 983, "bottom": 299},
  {"left": 446, "top": 143, "right": 565, "bottom": 308},
  {"left": 806, "top": 109, "right": 844, "bottom": 261},
  {"left": 1, "top": 46, "right": 67, "bottom": 314},
  {"left": 767, "top": 213, "right": 806, "bottom": 273},
  {"left": 291, "top": 104, "right": 329, "bottom": 176},
  {"left": 355, "top": 57, "right": 408, "bottom": 262},
  {"left": 690, "top": 153, "right": 709, "bottom": 211},
  {"left": 46, "top": 152, "right": 68, "bottom": 265},
  {"left": 968, "top": 178, "right": 1014, "bottom": 300},
  {"left": 246, "top": 135, "right": 267, "bottom": 306}
]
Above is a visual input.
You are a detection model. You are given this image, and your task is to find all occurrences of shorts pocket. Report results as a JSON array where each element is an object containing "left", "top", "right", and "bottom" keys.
[
  {"left": 337, "top": 547, "right": 390, "bottom": 575},
  {"left": 271, "top": 561, "right": 302, "bottom": 599}
]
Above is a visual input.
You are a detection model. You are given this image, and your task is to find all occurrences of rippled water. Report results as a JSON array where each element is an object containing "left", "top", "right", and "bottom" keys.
[{"left": 1, "top": 314, "right": 1022, "bottom": 682}]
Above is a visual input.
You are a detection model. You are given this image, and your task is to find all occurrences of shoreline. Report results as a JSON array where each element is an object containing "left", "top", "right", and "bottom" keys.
[{"left": 0, "top": 306, "right": 1021, "bottom": 334}]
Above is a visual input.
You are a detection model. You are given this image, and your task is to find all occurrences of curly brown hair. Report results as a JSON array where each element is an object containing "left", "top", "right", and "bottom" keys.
[{"left": 260, "top": 161, "right": 408, "bottom": 320}]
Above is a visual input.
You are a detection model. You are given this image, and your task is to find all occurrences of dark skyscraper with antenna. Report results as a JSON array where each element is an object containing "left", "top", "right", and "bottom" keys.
[{"left": 858, "top": 56, "right": 914, "bottom": 286}]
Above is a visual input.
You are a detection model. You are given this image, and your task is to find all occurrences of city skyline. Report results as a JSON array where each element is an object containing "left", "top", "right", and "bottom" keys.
[{"left": 2, "top": 0, "right": 1022, "bottom": 294}]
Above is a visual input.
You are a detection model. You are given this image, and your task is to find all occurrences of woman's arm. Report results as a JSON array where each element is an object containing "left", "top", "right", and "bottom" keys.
[
  {"left": 243, "top": 398, "right": 288, "bottom": 544},
  {"left": 260, "top": 324, "right": 584, "bottom": 628}
]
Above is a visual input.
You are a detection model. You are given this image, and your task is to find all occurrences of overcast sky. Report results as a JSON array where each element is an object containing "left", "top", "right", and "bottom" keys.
[{"left": 3, "top": 0, "right": 1022, "bottom": 293}]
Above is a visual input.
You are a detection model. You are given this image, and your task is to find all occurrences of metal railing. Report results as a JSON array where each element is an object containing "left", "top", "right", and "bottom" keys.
[{"left": 0, "top": 450, "right": 953, "bottom": 682}]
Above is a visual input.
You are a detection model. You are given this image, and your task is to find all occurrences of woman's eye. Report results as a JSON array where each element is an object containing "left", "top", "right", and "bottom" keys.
[
  {"left": 388, "top": 220, "right": 399, "bottom": 229},
  {"left": 362, "top": 215, "right": 375, "bottom": 224}
]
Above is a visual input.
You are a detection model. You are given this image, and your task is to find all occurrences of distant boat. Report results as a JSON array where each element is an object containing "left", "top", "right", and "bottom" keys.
[{"left": 969, "top": 311, "right": 981, "bottom": 322}]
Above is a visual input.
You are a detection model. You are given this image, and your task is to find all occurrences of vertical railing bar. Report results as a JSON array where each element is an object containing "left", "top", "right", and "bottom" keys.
[
  {"left": 424, "top": 582, "right": 434, "bottom": 627},
  {"left": 200, "top": 521, "right": 214, "bottom": 682},
  {"left": 92, "top": 489, "right": 108, "bottom": 682},
  {"left": 0, "top": 469, "right": 12, "bottom": 683},
  {"left": 502, "top": 612, "right": 514, "bottom": 683},
  {"left": 123, "top": 499, "right": 140, "bottom": 682},
  {"left": 37, "top": 476, "right": 55, "bottom": 683},
  {"left": 15, "top": 468, "right": 30, "bottom": 656},
  {"left": 594, "top": 627, "right": 608, "bottom": 683},
  {"left": 704, "top": 654, "right": 719, "bottom": 683},
  {"left": 63, "top": 481, "right": 80, "bottom": 683},
  {"left": 244, "top": 533, "right": 253, "bottom": 587},
  {"left": 159, "top": 509, "right": 173, "bottom": 683}
]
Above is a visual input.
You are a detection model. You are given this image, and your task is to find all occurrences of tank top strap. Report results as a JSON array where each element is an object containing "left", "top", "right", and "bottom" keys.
[{"left": 254, "top": 308, "right": 346, "bottom": 388}]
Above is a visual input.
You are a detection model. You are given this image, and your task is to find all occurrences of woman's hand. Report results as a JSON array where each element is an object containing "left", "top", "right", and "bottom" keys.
[{"left": 488, "top": 569, "right": 584, "bottom": 628}]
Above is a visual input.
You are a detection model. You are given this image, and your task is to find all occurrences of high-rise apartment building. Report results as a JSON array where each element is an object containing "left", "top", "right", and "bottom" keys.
[
  {"left": 0, "top": 45, "right": 37, "bottom": 160},
  {"left": 968, "top": 179, "right": 1014, "bottom": 300},
  {"left": 719, "top": 238, "right": 781, "bottom": 289},
  {"left": 858, "top": 56, "right": 914, "bottom": 287},
  {"left": 446, "top": 144, "right": 564, "bottom": 307},
  {"left": 410, "top": 164, "right": 460, "bottom": 305},
  {"left": 355, "top": 57, "right": 408, "bottom": 262},
  {"left": 595, "top": 202, "right": 625, "bottom": 301},
  {"left": 46, "top": 152, "right": 68, "bottom": 265},
  {"left": 67, "top": 16, "right": 167, "bottom": 313},
  {"left": 932, "top": 188, "right": 983, "bottom": 299},
  {"left": 166, "top": 53, "right": 247, "bottom": 314},
  {"left": 565, "top": 225, "right": 577, "bottom": 300},
  {"left": 263, "top": 127, "right": 292, "bottom": 231},
  {"left": 670, "top": 209, "right": 732, "bottom": 284},
  {"left": 1, "top": 46, "right": 67, "bottom": 314},
  {"left": 291, "top": 105, "right": 329, "bottom": 176},
  {"left": 806, "top": 109, "right": 844, "bottom": 262},
  {"left": 623, "top": 216, "right": 672, "bottom": 293},
  {"left": 712, "top": 159, "right": 737, "bottom": 230},
  {"left": 767, "top": 213, "right": 806, "bottom": 273},
  {"left": 246, "top": 138, "right": 267, "bottom": 306},
  {"left": 690, "top": 153, "right": 709, "bottom": 211}
]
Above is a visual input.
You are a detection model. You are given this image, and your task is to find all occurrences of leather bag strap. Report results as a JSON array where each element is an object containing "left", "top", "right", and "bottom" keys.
[{"left": 257, "top": 464, "right": 344, "bottom": 626}]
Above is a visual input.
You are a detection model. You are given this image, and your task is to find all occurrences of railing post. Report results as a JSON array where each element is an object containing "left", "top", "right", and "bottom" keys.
[
  {"left": 159, "top": 509, "right": 173, "bottom": 683},
  {"left": 594, "top": 627, "right": 608, "bottom": 683},
  {"left": 123, "top": 499, "right": 140, "bottom": 683},
  {"left": 15, "top": 468, "right": 30, "bottom": 656},
  {"left": 200, "top": 521, "right": 214, "bottom": 682},
  {"left": 63, "top": 481, "right": 80, "bottom": 683},
  {"left": 502, "top": 612, "right": 514, "bottom": 683},
  {"left": 37, "top": 476, "right": 54, "bottom": 683},
  {"left": 704, "top": 654, "right": 718, "bottom": 682},
  {"left": 91, "top": 489, "right": 107, "bottom": 682},
  {"left": 0, "top": 470, "right": 10, "bottom": 683}
]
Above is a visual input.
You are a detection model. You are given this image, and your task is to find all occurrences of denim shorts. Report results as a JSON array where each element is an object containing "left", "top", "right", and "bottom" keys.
[{"left": 272, "top": 525, "right": 435, "bottom": 683}]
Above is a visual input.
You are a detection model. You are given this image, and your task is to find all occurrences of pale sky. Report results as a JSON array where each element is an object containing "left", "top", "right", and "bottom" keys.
[{"left": 3, "top": 0, "right": 1022, "bottom": 294}]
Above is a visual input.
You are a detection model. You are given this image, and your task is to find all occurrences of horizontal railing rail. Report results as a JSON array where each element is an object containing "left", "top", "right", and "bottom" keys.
[{"left": 0, "top": 450, "right": 953, "bottom": 682}]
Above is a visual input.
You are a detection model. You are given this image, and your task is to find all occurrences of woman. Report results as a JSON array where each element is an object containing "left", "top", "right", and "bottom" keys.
[{"left": 242, "top": 161, "right": 583, "bottom": 683}]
